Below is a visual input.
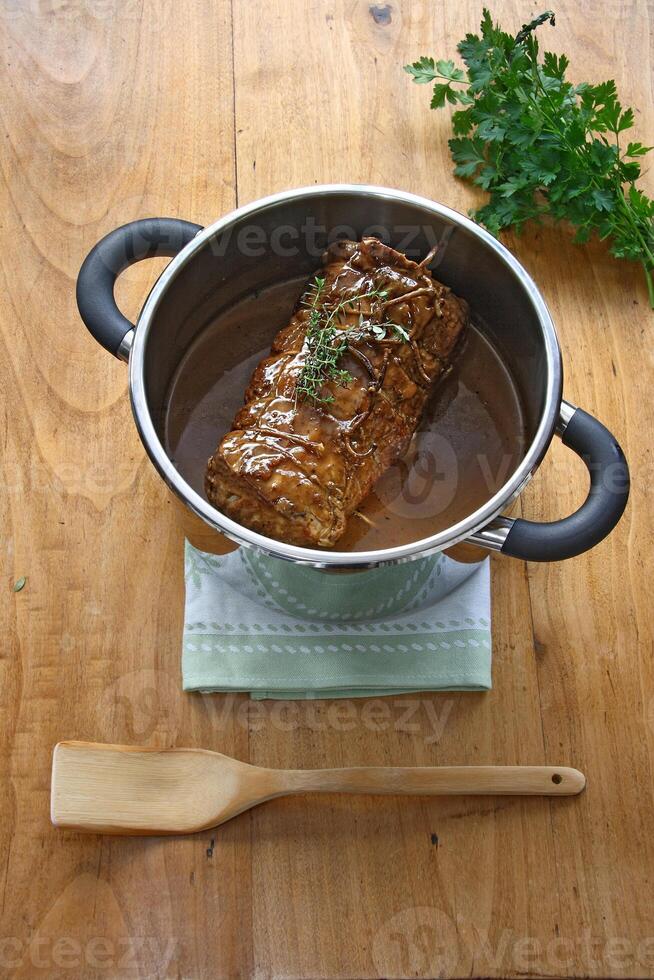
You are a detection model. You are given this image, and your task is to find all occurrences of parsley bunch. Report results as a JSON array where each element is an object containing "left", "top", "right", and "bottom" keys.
[{"left": 405, "top": 10, "right": 654, "bottom": 306}]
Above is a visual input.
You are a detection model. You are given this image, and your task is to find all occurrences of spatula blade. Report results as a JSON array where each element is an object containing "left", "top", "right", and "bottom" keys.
[{"left": 51, "top": 741, "right": 252, "bottom": 835}]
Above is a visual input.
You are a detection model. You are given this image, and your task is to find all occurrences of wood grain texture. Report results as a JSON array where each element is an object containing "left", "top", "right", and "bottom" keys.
[
  {"left": 1, "top": 0, "right": 653, "bottom": 977},
  {"left": 50, "top": 741, "right": 585, "bottom": 835}
]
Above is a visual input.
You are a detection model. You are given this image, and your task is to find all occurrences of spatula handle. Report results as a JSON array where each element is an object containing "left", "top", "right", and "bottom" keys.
[{"left": 279, "top": 765, "right": 585, "bottom": 796}]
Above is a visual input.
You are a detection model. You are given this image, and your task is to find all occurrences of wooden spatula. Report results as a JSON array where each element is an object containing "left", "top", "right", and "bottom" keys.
[{"left": 51, "top": 741, "right": 585, "bottom": 836}]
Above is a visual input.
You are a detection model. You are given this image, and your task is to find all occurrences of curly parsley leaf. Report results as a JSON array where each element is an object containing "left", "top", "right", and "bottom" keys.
[{"left": 405, "top": 8, "right": 654, "bottom": 307}]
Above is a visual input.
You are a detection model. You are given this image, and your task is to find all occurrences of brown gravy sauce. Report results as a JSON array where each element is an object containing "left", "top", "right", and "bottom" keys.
[{"left": 165, "top": 277, "right": 526, "bottom": 552}]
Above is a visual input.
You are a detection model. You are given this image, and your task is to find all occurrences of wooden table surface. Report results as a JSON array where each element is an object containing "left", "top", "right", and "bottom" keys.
[{"left": 1, "top": 1, "right": 653, "bottom": 977}]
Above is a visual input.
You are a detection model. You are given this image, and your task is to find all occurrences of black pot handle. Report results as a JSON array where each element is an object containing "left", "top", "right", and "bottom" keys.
[
  {"left": 77, "top": 217, "right": 203, "bottom": 359},
  {"left": 471, "top": 402, "right": 629, "bottom": 562}
]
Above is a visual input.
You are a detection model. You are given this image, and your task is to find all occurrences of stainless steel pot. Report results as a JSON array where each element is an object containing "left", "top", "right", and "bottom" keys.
[{"left": 77, "top": 184, "right": 629, "bottom": 569}]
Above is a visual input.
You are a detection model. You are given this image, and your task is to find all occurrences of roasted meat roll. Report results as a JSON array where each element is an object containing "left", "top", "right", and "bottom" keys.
[{"left": 205, "top": 237, "right": 468, "bottom": 547}]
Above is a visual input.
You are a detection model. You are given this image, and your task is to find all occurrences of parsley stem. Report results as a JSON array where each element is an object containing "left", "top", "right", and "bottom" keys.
[
  {"left": 513, "top": 51, "right": 654, "bottom": 306},
  {"left": 641, "top": 262, "right": 654, "bottom": 308}
]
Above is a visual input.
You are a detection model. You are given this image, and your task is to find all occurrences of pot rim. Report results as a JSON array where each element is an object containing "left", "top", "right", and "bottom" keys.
[{"left": 129, "top": 183, "right": 563, "bottom": 569}]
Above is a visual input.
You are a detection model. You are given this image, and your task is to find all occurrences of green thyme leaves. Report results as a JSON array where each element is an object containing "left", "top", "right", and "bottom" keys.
[{"left": 296, "top": 280, "right": 406, "bottom": 404}]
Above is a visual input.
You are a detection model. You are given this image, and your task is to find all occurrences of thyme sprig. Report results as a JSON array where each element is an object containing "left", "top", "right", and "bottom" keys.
[
  {"left": 356, "top": 316, "right": 411, "bottom": 342},
  {"left": 296, "top": 279, "right": 399, "bottom": 404}
]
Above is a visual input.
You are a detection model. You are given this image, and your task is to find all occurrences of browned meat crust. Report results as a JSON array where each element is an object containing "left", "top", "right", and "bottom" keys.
[{"left": 205, "top": 237, "right": 468, "bottom": 547}]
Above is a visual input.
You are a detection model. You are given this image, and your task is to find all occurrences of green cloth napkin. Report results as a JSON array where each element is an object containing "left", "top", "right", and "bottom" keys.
[{"left": 182, "top": 543, "right": 491, "bottom": 700}]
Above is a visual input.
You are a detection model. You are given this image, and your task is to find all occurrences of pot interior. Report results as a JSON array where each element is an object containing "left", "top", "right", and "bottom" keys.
[
  {"left": 139, "top": 189, "right": 556, "bottom": 555},
  {"left": 163, "top": 278, "right": 524, "bottom": 551}
]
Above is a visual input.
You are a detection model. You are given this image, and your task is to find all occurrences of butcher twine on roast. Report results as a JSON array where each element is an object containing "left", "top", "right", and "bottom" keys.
[{"left": 205, "top": 237, "right": 468, "bottom": 548}]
